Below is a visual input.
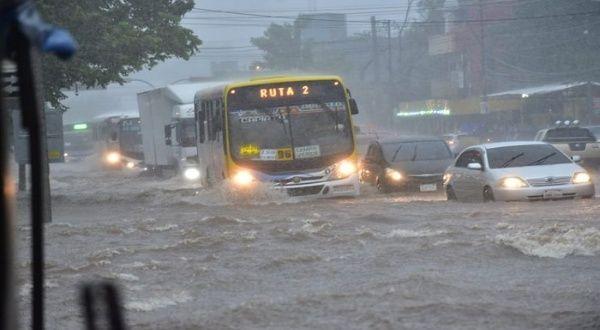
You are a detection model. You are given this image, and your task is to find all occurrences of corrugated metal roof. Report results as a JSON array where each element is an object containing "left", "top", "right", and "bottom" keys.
[{"left": 489, "top": 82, "right": 600, "bottom": 97}]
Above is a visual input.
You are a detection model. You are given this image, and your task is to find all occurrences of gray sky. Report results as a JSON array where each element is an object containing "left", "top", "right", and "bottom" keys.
[
  {"left": 131, "top": 0, "right": 413, "bottom": 85},
  {"left": 64, "top": 0, "right": 413, "bottom": 123}
]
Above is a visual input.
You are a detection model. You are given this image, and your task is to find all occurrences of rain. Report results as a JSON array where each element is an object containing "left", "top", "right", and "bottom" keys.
[{"left": 2, "top": 0, "right": 600, "bottom": 329}]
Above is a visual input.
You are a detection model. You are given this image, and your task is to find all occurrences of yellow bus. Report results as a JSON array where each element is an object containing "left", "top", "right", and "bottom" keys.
[{"left": 194, "top": 75, "right": 361, "bottom": 197}]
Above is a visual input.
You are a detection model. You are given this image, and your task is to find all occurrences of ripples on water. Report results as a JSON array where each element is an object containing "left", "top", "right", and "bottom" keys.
[{"left": 12, "top": 160, "right": 600, "bottom": 328}]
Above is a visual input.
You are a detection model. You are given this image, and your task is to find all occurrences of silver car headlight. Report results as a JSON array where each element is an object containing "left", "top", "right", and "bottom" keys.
[
  {"left": 499, "top": 177, "right": 528, "bottom": 189},
  {"left": 572, "top": 172, "right": 591, "bottom": 184}
]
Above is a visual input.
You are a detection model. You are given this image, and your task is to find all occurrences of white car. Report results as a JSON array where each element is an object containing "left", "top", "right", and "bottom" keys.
[
  {"left": 444, "top": 141, "right": 595, "bottom": 202},
  {"left": 535, "top": 125, "right": 600, "bottom": 168}
]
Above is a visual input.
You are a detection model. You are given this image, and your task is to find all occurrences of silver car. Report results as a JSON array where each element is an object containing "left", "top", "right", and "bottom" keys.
[{"left": 444, "top": 141, "right": 595, "bottom": 202}]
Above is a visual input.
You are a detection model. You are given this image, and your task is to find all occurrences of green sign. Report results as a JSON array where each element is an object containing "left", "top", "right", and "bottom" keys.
[{"left": 73, "top": 123, "right": 88, "bottom": 130}]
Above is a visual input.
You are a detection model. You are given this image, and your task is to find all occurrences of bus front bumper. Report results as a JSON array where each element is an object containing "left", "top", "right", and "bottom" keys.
[{"left": 275, "top": 173, "right": 360, "bottom": 198}]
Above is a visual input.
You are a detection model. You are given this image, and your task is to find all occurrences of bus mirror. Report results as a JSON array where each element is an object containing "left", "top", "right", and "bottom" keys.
[
  {"left": 349, "top": 98, "right": 359, "bottom": 115},
  {"left": 164, "top": 125, "right": 172, "bottom": 146}
]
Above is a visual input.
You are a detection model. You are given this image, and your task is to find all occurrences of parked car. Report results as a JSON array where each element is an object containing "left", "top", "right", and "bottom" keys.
[
  {"left": 444, "top": 141, "right": 595, "bottom": 202},
  {"left": 360, "top": 137, "right": 454, "bottom": 193},
  {"left": 443, "top": 133, "right": 481, "bottom": 156},
  {"left": 535, "top": 125, "right": 600, "bottom": 168}
]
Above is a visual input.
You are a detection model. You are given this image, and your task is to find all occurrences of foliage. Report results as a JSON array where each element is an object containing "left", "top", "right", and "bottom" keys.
[
  {"left": 250, "top": 22, "right": 311, "bottom": 71},
  {"left": 38, "top": 0, "right": 201, "bottom": 110}
]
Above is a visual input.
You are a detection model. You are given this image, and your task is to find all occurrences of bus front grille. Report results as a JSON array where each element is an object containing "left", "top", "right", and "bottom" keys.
[
  {"left": 286, "top": 185, "right": 324, "bottom": 197},
  {"left": 275, "top": 176, "right": 325, "bottom": 185}
]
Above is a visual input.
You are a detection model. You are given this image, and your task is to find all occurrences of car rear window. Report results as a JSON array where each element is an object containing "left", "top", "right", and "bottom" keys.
[
  {"left": 544, "top": 128, "right": 595, "bottom": 142},
  {"left": 487, "top": 144, "right": 571, "bottom": 168},
  {"left": 382, "top": 141, "right": 452, "bottom": 162},
  {"left": 587, "top": 127, "right": 600, "bottom": 140}
]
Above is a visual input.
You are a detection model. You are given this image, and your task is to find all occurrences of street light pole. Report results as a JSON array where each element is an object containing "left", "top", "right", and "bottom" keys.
[
  {"left": 123, "top": 78, "right": 155, "bottom": 89},
  {"left": 478, "top": 0, "right": 488, "bottom": 114}
]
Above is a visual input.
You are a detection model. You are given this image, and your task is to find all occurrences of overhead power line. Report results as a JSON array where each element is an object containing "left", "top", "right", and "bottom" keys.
[
  {"left": 190, "top": 8, "right": 600, "bottom": 25},
  {"left": 189, "top": 0, "right": 545, "bottom": 15}
]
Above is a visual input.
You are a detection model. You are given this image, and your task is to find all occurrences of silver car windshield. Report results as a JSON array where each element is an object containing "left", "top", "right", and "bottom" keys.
[{"left": 487, "top": 145, "right": 571, "bottom": 168}]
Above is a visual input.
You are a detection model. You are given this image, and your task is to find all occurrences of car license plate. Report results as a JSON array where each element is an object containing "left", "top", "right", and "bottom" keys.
[
  {"left": 420, "top": 183, "right": 437, "bottom": 192},
  {"left": 543, "top": 190, "right": 562, "bottom": 199}
]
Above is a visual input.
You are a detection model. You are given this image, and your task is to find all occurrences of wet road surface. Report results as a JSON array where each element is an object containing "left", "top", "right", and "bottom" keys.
[{"left": 12, "top": 162, "right": 600, "bottom": 329}]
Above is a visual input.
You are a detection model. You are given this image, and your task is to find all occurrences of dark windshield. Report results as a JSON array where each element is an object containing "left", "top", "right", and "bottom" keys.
[
  {"left": 228, "top": 101, "right": 353, "bottom": 163},
  {"left": 119, "top": 119, "right": 143, "bottom": 158},
  {"left": 178, "top": 118, "right": 196, "bottom": 147},
  {"left": 544, "top": 128, "right": 595, "bottom": 142},
  {"left": 487, "top": 144, "right": 571, "bottom": 168},
  {"left": 382, "top": 141, "right": 452, "bottom": 162}
]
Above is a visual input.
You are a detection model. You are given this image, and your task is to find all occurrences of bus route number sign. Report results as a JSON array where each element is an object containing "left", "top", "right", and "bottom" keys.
[{"left": 259, "top": 85, "right": 310, "bottom": 99}]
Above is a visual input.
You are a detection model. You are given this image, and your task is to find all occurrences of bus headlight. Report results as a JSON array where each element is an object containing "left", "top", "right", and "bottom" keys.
[
  {"left": 105, "top": 152, "right": 121, "bottom": 165},
  {"left": 331, "top": 159, "right": 357, "bottom": 180},
  {"left": 572, "top": 172, "right": 591, "bottom": 184},
  {"left": 500, "top": 177, "right": 528, "bottom": 189},
  {"left": 385, "top": 168, "right": 403, "bottom": 181},
  {"left": 232, "top": 170, "right": 254, "bottom": 186},
  {"left": 183, "top": 167, "right": 201, "bottom": 181}
]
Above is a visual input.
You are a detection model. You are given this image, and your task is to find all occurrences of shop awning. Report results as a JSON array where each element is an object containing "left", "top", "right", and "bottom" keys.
[{"left": 488, "top": 82, "right": 600, "bottom": 98}]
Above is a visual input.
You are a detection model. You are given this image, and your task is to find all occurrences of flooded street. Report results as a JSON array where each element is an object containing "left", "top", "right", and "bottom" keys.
[{"left": 13, "top": 162, "right": 600, "bottom": 329}]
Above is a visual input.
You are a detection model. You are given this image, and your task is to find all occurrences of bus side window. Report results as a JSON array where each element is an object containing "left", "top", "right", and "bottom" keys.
[
  {"left": 207, "top": 100, "right": 214, "bottom": 141},
  {"left": 220, "top": 98, "right": 227, "bottom": 155},
  {"left": 215, "top": 99, "right": 223, "bottom": 134},
  {"left": 209, "top": 99, "right": 219, "bottom": 141},
  {"left": 196, "top": 100, "right": 205, "bottom": 144}
]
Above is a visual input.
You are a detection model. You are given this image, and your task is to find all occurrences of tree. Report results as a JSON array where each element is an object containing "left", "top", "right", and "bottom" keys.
[
  {"left": 250, "top": 22, "right": 310, "bottom": 71},
  {"left": 37, "top": 0, "right": 201, "bottom": 110}
]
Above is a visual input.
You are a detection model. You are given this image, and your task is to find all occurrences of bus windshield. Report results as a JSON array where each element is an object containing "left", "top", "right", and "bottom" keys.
[
  {"left": 227, "top": 80, "right": 354, "bottom": 169},
  {"left": 228, "top": 102, "right": 353, "bottom": 163}
]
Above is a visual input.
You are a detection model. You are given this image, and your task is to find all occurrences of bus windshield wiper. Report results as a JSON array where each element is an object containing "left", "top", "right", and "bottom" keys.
[
  {"left": 501, "top": 152, "right": 524, "bottom": 168},
  {"left": 527, "top": 152, "right": 556, "bottom": 166},
  {"left": 317, "top": 101, "right": 340, "bottom": 133}
]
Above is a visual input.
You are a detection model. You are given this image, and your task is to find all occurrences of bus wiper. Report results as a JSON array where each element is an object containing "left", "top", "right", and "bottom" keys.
[
  {"left": 501, "top": 152, "right": 525, "bottom": 168},
  {"left": 317, "top": 101, "right": 340, "bottom": 133},
  {"left": 527, "top": 152, "right": 556, "bottom": 166}
]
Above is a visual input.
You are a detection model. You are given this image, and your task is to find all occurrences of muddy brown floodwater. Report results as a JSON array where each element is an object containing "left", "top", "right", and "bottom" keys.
[{"left": 12, "top": 161, "right": 600, "bottom": 329}]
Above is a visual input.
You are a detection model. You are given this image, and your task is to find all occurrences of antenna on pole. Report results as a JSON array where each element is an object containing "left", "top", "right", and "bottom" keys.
[{"left": 308, "top": 0, "right": 317, "bottom": 12}]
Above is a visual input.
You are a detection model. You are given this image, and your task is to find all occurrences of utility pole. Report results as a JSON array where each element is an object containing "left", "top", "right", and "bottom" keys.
[
  {"left": 386, "top": 20, "right": 394, "bottom": 130},
  {"left": 371, "top": 16, "right": 380, "bottom": 83},
  {"left": 386, "top": 20, "right": 393, "bottom": 84},
  {"left": 587, "top": 81, "right": 593, "bottom": 124},
  {"left": 397, "top": 0, "right": 414, "bottom": 73},
  {"left": 478, "top": 0, "right": 488, "bottom": 114}
]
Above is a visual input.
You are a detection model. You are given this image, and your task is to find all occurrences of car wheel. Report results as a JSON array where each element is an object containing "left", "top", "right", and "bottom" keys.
[
  {"left": 483, "top": 186, "right": 495, "bottom": 202},
  {"left": 376, "top": 177, "right": 390, "bottom": 194},
  {"left": 446, "top": 185, "right": 457, "bottom": 201}
]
